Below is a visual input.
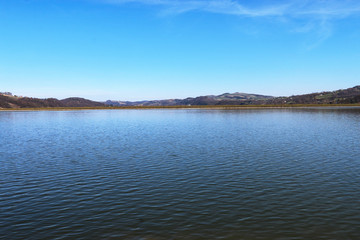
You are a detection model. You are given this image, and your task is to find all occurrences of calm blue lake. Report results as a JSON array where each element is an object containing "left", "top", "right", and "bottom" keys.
[{"left": 1, "top": 108, "right": 360, "bottom": 239}]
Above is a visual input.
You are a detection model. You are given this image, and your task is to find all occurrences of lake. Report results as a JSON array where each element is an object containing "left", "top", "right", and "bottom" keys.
[{"left": 1, "top": 108, "right": 360, "bottom": 239}]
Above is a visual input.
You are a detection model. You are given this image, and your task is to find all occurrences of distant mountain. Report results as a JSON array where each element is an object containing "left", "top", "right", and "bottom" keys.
[
  {"left": 214, "top": 92, "right": 274, "bottom": 101},
  {"left": 105, "top": 99, "right": 184, "bottom": 107},
  {"left": 60, "top": 97, "right": 105, "bottom": 107},
  {"left": 105, "top": 92, "right": 274, "bottom": 106},
  {"left": 105, "top": 86, "right": 360, "bottom": 106},
  {"left": 0, "top": 94, "right": 105, "bottom": 108},
  {"left": 260, "top": 85, "right": 360, "bottom": 105},
  {"left": 2, "top": 85, "right": 360, "bottom": 109}
]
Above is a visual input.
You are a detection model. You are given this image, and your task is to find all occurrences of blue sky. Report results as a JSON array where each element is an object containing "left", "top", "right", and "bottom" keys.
[{"left": 1, "top": 0, "right": 360, "bottom": 101}]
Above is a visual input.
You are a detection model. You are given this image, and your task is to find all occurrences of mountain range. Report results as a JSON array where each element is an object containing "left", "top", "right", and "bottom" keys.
[
  {"left": 1, "top": 85, "right": 360, "bottom": 109},
  {"left": 105, "top": 92, "right": 274, "bottom": 106},
  {"left": 106, "top": 85, "right": 360, "bottom": 106},
  {"left": 0, "top": 94, "right": 104, "bottom": 109}
]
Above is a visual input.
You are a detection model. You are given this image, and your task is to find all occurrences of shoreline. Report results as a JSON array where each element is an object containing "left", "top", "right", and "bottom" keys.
[{"left": 1, "top": 104, "right": 360, "bottom": 111}]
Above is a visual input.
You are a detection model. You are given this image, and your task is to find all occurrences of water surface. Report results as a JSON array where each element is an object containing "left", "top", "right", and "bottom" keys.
[{"left": 1, "top": 108, "right": 360, "bottom": 239}]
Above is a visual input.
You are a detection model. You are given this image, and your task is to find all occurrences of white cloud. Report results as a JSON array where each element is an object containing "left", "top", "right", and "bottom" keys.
[
  {"left": 100, "top": 0, "right": 360, "bottom": 18},
  {"left": 97, "top": 0, "right": 360, "bottom": 45}
]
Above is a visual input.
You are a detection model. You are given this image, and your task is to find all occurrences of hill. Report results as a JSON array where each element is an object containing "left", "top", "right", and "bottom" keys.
[
  {"left": 2, "top": 85, "right": 360, "bottom": 109},
  {"left": 0, "top": 94, "right": 105, "bottom": 109},
  {"left": 106, "top": 86, "right": 360, "bottom": 106},
  {"left": 105, "top": 92, "right": 273, "bottom": 106},
  {"left": 260, "top": 85, "right": 360, "bottom": 105}
]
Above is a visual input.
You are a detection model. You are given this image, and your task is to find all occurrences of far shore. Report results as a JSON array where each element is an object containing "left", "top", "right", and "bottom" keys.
[{"left": 1, "top": 104, "right": 360, "bottom": 111}]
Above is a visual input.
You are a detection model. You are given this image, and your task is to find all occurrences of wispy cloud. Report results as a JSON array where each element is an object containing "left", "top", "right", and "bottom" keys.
[
  {"left": 100, "top": 0, "right": 360, "bottom": 18},
  {"left": 100, "top": 0, "right": 291, "bottom": 16},
  {"left": 98, "top": 0, "right": 360, "bottom": 45}
]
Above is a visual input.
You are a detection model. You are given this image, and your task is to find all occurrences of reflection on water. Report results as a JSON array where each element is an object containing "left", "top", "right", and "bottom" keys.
[{"left": 1, "top": 108, "right": 360, "bottom": 239}]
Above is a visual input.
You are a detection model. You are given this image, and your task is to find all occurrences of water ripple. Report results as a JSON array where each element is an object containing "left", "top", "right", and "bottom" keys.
[{"left": 1, "top": 108, "right": 360, "bottom": 239}]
